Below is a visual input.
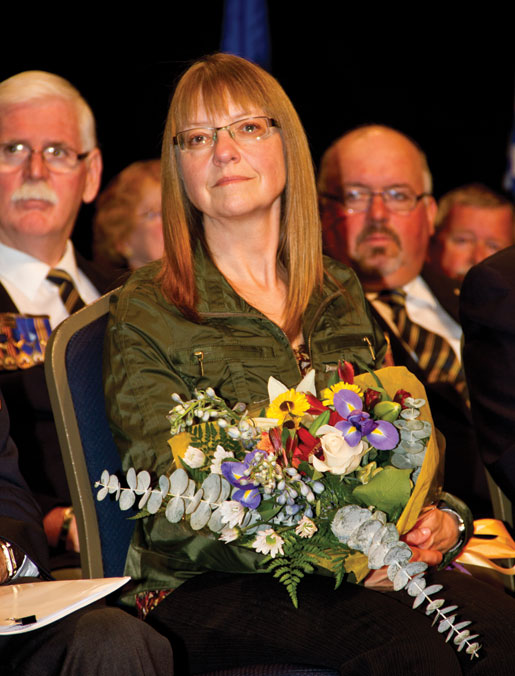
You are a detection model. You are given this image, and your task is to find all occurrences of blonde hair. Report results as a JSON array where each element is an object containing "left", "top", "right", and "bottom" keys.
[
  {"left": 0, "top": 70, "right": 97, "bottom": 150},
  {"left": 436, "top": 183, "right": 515, "bottom": 231},
  {"left": 93, "top": 159, "right": 161, "bottom": 268},
  {"left": 160, "top": 53, "right": 323, "bottom": 337}
]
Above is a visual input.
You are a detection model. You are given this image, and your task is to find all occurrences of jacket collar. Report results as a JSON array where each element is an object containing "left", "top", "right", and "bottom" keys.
[{"left": 193, "top": 243, "right": 342, "bottom": 326}]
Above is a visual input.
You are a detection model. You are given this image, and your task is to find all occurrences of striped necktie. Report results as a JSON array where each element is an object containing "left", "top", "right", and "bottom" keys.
[
  {"left": 378, "top": 288, "right": 466, "bottom": 395},
  {"left": 46, "top": 268, "right": 86, "bottom": 315}
]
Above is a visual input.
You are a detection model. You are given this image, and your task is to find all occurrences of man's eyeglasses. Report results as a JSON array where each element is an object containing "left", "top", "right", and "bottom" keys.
[
  {"left": 321, "top": 185, "right": 431, "bottom": 214},
  {"left": 173, "top": 116, "right": 280, "bottom": 151},
  {"left": 0, "top": 142, "right": 91, "bottom": 173}
]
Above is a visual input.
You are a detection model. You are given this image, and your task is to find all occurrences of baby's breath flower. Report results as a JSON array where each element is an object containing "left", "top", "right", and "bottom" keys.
[
  {"left": 219, "top": 526, "right": 239, "bottom": 543},
  {"left": 252, "top": 528, "right": 284, "bottom": 557},
  {"left": 295, "top": 516, "right": 317, "bottom": 538},
  {"left": 210, "top": 445, "right": 234, "bottom": 474},
  {"left": 219, "top": 500, "right": 245, "bottom": 528}
]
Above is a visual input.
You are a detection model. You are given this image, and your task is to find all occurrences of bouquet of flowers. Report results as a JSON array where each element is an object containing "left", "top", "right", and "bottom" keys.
[{"left": 96, "top": 364, "right": 480, "bottom": 658}]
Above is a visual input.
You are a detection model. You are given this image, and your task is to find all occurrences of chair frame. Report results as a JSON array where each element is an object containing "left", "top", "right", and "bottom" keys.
[{"left": 45, "top": 291, "right": 114, "bottom": 578}]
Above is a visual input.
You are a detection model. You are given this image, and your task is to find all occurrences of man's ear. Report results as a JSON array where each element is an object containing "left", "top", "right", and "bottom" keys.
[
  {"left": 425, "top": 196, "right": 437, "bottom": 237},
  {"left": 82, "top": 148, "right": 103, "bottom": 203}
]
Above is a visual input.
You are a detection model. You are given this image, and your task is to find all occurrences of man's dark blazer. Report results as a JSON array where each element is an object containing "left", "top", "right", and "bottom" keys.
[
  {"left": 0, "top": 388, "right": 50, "bottom": 574},
  {"left": 461, "top": 246, "right": 515, "bottom": 504},
  {"left": 0, "top": 250, "right": 115, "bottom": 518},
  {"left": 369, "top": 263, "right": 490, "bottom": 516}
]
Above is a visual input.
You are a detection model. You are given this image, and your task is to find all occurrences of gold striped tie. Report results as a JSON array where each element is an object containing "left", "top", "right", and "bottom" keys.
[
  {"left": 379, "top": 288, "right": 466, "bottom": 395},
  {"left": 46, "top": 268, "right": 86, "bottom": 315}
]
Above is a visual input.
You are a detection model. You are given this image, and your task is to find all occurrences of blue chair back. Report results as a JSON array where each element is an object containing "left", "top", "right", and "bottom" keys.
[{"left": 45, "top": 290, "right": 134, "bottom": 578}]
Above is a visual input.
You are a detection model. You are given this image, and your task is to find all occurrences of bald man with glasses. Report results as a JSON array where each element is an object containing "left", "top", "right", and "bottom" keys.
[
  {"left": 0, "top": 71, "right": 115, "bottom": 570},
  {"left": 318, "top": 125, "right": 490, "bottom": 517}
]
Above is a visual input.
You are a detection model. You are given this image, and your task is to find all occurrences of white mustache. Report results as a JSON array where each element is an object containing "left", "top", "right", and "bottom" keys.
[{"left": 11, "top": 183, "right": 58, "bottom": 205}]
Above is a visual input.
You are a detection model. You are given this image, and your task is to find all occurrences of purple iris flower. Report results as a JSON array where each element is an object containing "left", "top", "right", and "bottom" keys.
[
  {"left": 221, "top": 450, "right": 266, "bottom": 508},
  {"left": 333, "top": 390, "right": 398, "bottom": 451}
]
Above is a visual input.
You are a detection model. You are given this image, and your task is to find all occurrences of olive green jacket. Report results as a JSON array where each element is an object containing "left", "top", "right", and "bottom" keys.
[{"left": 103, "top": 247, "right": 386, "bottom": 600}]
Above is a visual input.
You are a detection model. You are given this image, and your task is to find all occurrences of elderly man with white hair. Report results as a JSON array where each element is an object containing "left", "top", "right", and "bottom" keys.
[{"left": 0, "top": 71, "right": 113, "bottom": 569}]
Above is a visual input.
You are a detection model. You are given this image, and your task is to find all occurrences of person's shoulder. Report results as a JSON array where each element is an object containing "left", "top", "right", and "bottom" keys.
[
  {"left": 75, "top": 250, "right": 118, "bottom": 293},
  {"left": 465, "top": 245, "right": 515, "bottom": 285},
  {"left": 460, "top": 246, "right": 515, "bottom": 328},
  {"left": 109, "top": 261, "right": 178, "bottom": 321},
  {"left": 322, "top": 254, "right": 360, "bottom": 286}
]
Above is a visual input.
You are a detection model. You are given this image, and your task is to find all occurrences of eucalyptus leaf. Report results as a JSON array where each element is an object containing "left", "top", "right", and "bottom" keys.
[
  {"left": 107, "top": 475, "right": 120, "bottom": 494},
  {"left": 127, "top": 468, "right": 137, "bottom": 490},
  {"left": 169, "top": 468, "right": 189, "bottom": 496},
  {"left": 147, "top": 490, "right": 164, "bottom": 514},
  {"left": 438, "top": 616, "right": 456, "bottom": 633},
  {"left": 407, "top": 575, "right": 426, "bottom": 596},
  {"left": 390, "top": 453, "right": 415, "bottom": 470},
  {"left": 97, "top": 486, "right": 108, "bottom": 501},
  {"left": 216, "top": 477, "right": 231, "bottom": 503},
  {"left": 190, "top": 502, "right": 211, "bottom": 530},
  {"left": 186, "top": 489, "right": 203, "bottom": 514},
  {"left": 453, "top": 620, "right": 471, "bottom": 630},
  {"left": 119, "top": 489, "right": 136, "bottom": 510},
  {"left": 165, "top": 496, "right": 185, "bottom": 523},
  {"left": 136, "top": 471, "right": 151, "bottom": 494},
  {"left": 202, "top": 473, "right": 221, "bottom": 503},
  {"left": 159, "top": 475, "right": 170, "bottom": 496},
  {"left": 368, "top": 543, "right": 389, "bottom": 570},
  {"left": 424, "top": 584, "right": 444, "bottom": 596},
  {"left": 184, "top": 479, "right": 196, "bottom": 497},
  {"left": 383, "top": 542, "right": 412, "bottom": 566},
  {"left": 409, "top": 452, "right": 426, "bottom": 467},
  {"left": 465, "top": 642, "right": 481, "bottom": 656},
  {"left": 454, "top": 631, "right": 471, "bottom": 645},
  {"left": 347, "top": 519, "right": 384, "bottom": 553},
  {"left": 138, "top": 489, "right": 151, "bottom": 509},
  {"left": 425, "top": 599, "right": 445, "bottom": 615},
  {"left": 208, "top": 507, "right": 225, "bottom": 532},
  {"left": 404, "top": 561, "right": 428, "bottom": 577},
  {"left": 393, "top": 567, "right": 410, "bottom": 591}
]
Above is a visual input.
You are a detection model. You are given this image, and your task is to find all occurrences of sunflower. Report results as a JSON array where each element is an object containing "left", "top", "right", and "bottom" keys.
[
  {"left": 321, "top": 382, "right": 362, "bottom": 407},
  {"left": 266, "top": 389, "right": 310, "bottom": 425}
]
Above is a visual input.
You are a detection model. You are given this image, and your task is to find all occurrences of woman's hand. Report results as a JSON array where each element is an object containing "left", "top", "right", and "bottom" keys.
[
  {"left": 402, "top": 506, "right": 459, "bottom": 566},
  {"left": 364, "top": 507, "right": 459, "bottom": 590}
]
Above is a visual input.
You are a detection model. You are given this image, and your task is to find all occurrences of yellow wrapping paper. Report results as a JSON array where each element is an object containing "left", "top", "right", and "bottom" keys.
[{"left": 353, "top": 366, "right": 444, "bottom": 535}]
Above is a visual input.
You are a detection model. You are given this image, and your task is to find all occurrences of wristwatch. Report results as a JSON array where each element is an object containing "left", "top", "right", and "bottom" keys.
[{"left": 437, "top": 491, "right": 474, "bottom": 569}]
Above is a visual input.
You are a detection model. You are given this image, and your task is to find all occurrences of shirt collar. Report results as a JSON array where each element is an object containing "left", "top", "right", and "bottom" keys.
[
  {"left": 0, "top": 240, "right": 78, "bottom": 301},
  {"left": 367, "top": 276, "right": 437, "bottom": 308}
]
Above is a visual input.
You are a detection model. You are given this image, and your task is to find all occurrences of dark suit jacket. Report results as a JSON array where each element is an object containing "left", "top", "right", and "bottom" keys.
[
  {"left": 0, "top": 250, "right": 115, "bottom": 517},
  {"left": 370, "top": 264, "right": 490, "bottom": 516},
  {"left": 461, "top": 246, "right": 515, "bottom": 504},
  {"left": 0, "top": 388, "right": 50, "bottom": 574}
]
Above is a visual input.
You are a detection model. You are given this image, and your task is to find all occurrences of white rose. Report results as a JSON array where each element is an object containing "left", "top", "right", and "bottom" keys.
[
  {"left": 311, "top": 425, "right": 365, "bottom": 475},
  {"left": 183, "top": 445, "right": 206, "bottom": 468}
]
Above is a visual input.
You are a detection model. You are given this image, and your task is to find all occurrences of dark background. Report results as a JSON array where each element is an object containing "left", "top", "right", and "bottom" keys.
[{"left": 1, "top": 7, "right": 513, "bottom": 258}]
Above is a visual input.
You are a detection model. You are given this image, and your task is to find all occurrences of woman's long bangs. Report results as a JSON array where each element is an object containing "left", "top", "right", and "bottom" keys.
[{"left": 171, "top": 55, "right": 278, "bottom": 132}]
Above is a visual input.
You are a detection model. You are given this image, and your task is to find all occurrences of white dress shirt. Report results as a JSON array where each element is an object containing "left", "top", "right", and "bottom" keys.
[
  {"left": 367, "top": 275, "right": 462, "bottom": 363},
  {"left": 0, "top": 241, "right": 100, "bottom": 330}
]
